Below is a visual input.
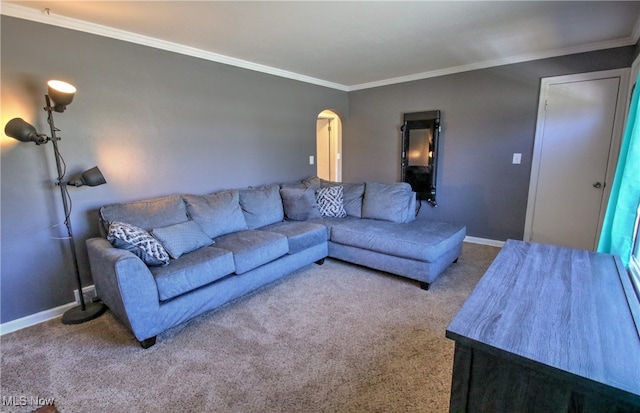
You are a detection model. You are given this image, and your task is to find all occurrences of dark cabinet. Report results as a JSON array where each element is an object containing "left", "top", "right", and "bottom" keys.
[
  {"left": 401, "top": 110, "right": 440, "bottom": 206},
  {"left": 447, "top": 240, "right": 640, "bottom": 412}
]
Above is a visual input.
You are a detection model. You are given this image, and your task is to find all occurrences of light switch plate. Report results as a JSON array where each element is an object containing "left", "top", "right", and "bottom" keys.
[
  {"left": 512, "top": 153, "right": 522, "bottom": 164},
  {"left": 309, "top": 155, "right": 314, "bottom": 165}
]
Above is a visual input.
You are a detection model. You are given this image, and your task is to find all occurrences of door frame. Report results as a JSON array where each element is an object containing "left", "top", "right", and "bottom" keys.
[
  {"left": 317, "top": 110, "right": 342, "bottom": 182},
  {"left": 524, "top": 68, "right": 630, "bottom": 246}
]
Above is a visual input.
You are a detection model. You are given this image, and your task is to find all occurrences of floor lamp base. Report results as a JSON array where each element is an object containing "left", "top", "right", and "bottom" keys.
[{"left": 61, "top": 301, "right": 107, "bottom": 325}]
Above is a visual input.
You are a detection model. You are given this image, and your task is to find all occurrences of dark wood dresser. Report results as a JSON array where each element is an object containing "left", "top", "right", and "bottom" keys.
[{"left": 446, "top": 240, "right": 640, "bottom": 412}]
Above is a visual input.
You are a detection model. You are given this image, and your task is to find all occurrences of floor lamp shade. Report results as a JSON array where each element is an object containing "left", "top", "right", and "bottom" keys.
[
  {"left": 47, "top": 80, "right": 76, "bottom": 112},
  {"left": 69, "top": 166, "right": 107, "bottom": 187},
  {"left": 4, "top": 118, "right": 47, "bottom": 144}
]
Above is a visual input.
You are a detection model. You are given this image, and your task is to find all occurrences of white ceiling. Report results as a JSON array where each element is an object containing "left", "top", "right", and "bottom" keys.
[{"left": 3, "top": 1, "right": 640, "bottom": 91}]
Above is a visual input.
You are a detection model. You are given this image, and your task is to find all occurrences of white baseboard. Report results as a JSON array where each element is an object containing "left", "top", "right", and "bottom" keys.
[
  {"left": 0, "top": 285, "right": 96, "bottom": 336},
  {"left": 0, "top": 303, "right": 73, "bottom": 336},
  {"left": 464, "top": 236, "right": 506, "bottom": 248}
]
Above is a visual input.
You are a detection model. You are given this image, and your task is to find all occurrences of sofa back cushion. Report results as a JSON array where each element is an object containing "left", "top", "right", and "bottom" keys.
[
  {"left": 343, "top": 183, "right": 366, "bottom": 218},
  {"left": 183, "top": 190, "right": 248, "bottom": 239},
  {"left": 100, "top": 195, "right": 188, "bottom": 232},
  {"left": 238, "top": 184, "right": 284, "bottom": 229},
  {"left": 361, "top": 182, "right": 416, "bottom": 223},
  {"left": 280, "top": 187, "right": 321, "bottom": 221}
]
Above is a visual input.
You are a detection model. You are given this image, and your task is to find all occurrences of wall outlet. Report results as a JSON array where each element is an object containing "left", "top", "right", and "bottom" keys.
[
  {"left": 512, "top": 153, "right": 522, "bottom": 164},
  {"left": 74, "top": 285, "right": 97, "bottom": 305}
]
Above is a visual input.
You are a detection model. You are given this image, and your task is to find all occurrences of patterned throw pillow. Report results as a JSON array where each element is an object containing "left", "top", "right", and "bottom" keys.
[
  {"left": 315, "top": 185, "right": 347, "bottom": 218},
  {"left": 107, "top": 221, "right": 170, "bottom": 266}
]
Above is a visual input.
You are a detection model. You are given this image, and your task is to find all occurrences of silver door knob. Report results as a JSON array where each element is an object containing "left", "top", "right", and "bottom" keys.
[{"left": 593, "top": 182, "right": 603, "bottom": 188}]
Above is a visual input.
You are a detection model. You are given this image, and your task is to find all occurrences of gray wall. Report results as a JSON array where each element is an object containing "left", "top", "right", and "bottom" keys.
[
  {"left": 345, "top": 47, "right": 634, "bottom": 241},
  {"left": 1, "top": 17, "right": 348, "bottom": 323},
  {"left": 1, "top": 15, "right": 635, "bottom": 324}
]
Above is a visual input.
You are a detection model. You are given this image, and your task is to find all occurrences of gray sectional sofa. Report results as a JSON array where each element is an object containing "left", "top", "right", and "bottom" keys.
[{"left": 86, "top": 177, "right": 465, "bottom": 348}]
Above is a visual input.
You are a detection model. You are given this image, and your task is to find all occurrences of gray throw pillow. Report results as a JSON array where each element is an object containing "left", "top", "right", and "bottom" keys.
[
  {"left": 183, "top": 191, "right": 248, "bottom": 239},
  {"left": 107, "top": 221, "right": 170, "bottom": 266},
  {"left": 238, "top": 184, "right": 284, "bottom": 229},
  {"left": 280, "top": 187, "right": 321, "bottom": 221},
  {"left": 361, "top": 182, "right": 413, "bottom": 223},
  {"left": 316, "top": 186, "right": 347, "bottom": 218},
  {"left": 151, "top": 220, "right": 213, "bottom": 259}
]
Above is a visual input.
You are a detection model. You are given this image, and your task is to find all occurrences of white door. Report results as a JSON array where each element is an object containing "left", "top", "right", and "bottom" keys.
[{"left": 525, "top": 70, "right": 628, "bottom": 250}]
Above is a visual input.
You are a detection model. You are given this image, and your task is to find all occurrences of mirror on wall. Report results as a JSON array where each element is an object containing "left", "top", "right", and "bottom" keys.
[{"left": 401, "top": 110, "right": 441, "bottom": 206}]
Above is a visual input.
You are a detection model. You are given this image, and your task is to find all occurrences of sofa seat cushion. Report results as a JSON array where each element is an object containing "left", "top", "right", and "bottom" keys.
[
  {"left": 308, "top": 216, "right": 358, "bottom": 231},
  {"left": 214, "top": 230, "right": 288, "bottom": 274},
  {"left": 330, "top": 219, "right": 466, "bottom": 263},
  {"left": 259, "top": 221, "right": 328, "bottom": 254},
  {"left": 149, "top": 246, "right": 235, "bottom": 301}
]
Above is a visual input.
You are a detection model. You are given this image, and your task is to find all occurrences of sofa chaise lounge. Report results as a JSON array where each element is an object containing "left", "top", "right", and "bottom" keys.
[{"left": 86, "top": 177, "right": 466, "bottom": 348}]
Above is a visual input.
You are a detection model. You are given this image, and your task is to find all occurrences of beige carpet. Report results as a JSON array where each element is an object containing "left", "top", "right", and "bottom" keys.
[{"left": 1, "top": 242, "right": 499, "bottom": 413}]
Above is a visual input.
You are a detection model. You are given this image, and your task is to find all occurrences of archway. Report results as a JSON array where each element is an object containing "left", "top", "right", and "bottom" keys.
[{"left": 316, "top": 110, "right": 342, "bottom": 182}]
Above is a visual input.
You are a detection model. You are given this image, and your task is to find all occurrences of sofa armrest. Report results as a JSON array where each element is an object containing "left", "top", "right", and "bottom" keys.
[{"left": 86, "top": 237, "right": 160, "bottom": 340}]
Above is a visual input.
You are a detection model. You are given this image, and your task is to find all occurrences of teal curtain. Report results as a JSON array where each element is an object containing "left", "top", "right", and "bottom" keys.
[{"left": 598, "top": 72, "right": 640, "bottom": 267}]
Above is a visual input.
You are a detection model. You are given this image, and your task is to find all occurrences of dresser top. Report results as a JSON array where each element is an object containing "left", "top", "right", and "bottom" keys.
[{"left": 447, "top": 239, "right": 640, "bottom": 401}]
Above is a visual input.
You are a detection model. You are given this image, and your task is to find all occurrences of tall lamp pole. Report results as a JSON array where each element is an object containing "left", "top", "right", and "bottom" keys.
[{"left": 4, "top": 80, "right": 108, "bottom": 324}]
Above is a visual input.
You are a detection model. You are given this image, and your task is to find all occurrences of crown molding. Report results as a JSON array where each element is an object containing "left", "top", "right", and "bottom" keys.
[
  {"left": 0, "top": 3, "right": 350, "bottom": 92},
  {"left": 348, "top": 36, "right": 638, "bottom": 91},
  {"left": 2, "top": 2, "right": 638, "bottom": 93}
]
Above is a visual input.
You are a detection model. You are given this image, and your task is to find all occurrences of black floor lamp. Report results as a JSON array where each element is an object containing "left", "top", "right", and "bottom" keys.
[{"left": 5, "top": 80, "right": 108, "bottom": 324}]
